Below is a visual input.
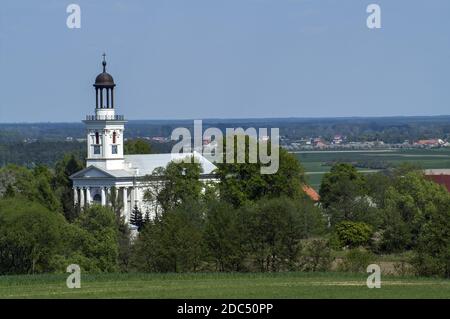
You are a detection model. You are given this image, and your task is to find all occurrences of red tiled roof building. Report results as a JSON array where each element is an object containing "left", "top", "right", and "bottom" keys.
[{"left": 425, "top": 169, "right": 450, "bottom": 192}]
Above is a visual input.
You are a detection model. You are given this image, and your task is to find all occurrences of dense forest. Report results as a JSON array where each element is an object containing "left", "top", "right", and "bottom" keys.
[
  {"left": 0, "top": 139, "right": 173, "bottom": 168},
  {"left": 0, "top": 141, "right": 85, "bottom": 167}
]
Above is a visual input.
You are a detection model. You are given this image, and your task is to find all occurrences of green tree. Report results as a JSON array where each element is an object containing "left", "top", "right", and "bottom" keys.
[
  {"left": 132, "top": 200, "right": 205, "bottom": 272},
  {"left": 130, "top": 204, "right": 144, "bottom": 231},
  {"left": 366, "top": 164, "right": 423, "bottom": 210},
  {"left": 378, "top": 171, "right": 450, "bottom": 277},
  {"left": 0, "top": 198, "right": 67, "bottom": 274},
  {"left": 0, "top": 164, "right": 60, "bottom": 212},
  {"left": 143, "top": 209, "right": 151, "bottom": 225},
  {"left": 300, "top": 239, "right": 332, "bottom": 272},
  {"left": 412, "top": 198, "right": 450, "bottom": 277},
  {"left": 142, "top": 167, "right": 166, "bottom": 218},
  {"left": 203, "top": 200, "right": 247, "bottom": 271},
  {"left": 53, "top": 154, "right": 84, "bottom": 221},
  {"left": 216, "top": 139, "right": 306, "bottom": 207},
  {"left": 366, "top": 172, "right": 391, "bottom": 208},
  {"left": 0, "top": 199, "right": 121, "bottom": 274},
  {"left": 153, "top": 158, "right": 203, "bottom": 213},
  {"left": 74, "top": 205, "right": 119, "bottom": 272},
  {"left": 380, "top": 171, "right": 450, "bottom": 254},
  {"left": 411, "top": 196, "right": 450, "bottom": 277},
  {"left": 116, "top": 215, "right": 132, "bottom": 272},
  {"left": 99, "top": 187, "right": 128, "bottom": 273},
  {"left": 334, "top": 221, "right": 373, "bottom": 248},
  {"left": 124, "top": 139, "right": 152, "bottom": 155},
  {"left": 319, "top": 163, "right": 369, "bottom": 225},
  {"left": 108, "top": 186, "right": 123, "bottom": 220},
  {"left": 244, "top": 197, "right": 319, "bottom": 272}
]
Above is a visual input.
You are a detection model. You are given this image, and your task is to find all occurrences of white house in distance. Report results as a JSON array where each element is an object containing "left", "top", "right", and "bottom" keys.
[{"left": 70, "top": 56, "right": 217, "bottom": 222}]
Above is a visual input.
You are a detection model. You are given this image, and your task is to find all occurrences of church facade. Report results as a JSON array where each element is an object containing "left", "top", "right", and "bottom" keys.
[{"left": 70, "top": 57, "right": 217, "bottom": 222}]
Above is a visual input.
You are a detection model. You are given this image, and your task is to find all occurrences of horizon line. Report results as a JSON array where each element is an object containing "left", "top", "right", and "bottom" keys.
[{"left": 2, "top": 114, "right": 450, "bottom": 125}]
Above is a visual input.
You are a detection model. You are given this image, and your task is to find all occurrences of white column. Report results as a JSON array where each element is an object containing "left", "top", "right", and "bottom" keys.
[
  {"left": 106, "top": 187, "right": 111, "bottom": 206},
  {"left": 101, "top": 187, "right": 106, "bottom": 206},
  {"left": 102, "top": 131, "right": 107, "bottom": 158},
  {"left": 86, "top": 187, "right": 91, "bottom": 206},
  {"left": 80, "top": 188, "right": 85, "bottom": 209},
  {"left": 122, "top": 187, "right": 128, "bottom": 222},
  {"left": 130, "top": 186, "right": 135, "bottom": 209},
  {"left": 73, "top": 187, "right": 78, "bottom": 206}
]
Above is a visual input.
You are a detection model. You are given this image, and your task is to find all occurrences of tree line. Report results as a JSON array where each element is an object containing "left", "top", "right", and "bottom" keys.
[
  {"left": 3, "top": 115, "right": 450, "bottom": 149},
  {"left": 0, "top": 140, "right": 449, "bottom": 277}
]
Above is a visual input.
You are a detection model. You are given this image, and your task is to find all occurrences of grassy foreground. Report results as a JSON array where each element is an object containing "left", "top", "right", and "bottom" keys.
[{"left": 0, "top": 272, "right": 449, "bottom": 299}]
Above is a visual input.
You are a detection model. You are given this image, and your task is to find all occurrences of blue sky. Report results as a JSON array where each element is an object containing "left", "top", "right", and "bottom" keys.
[{"left": 0, "top": 0, "right": 449, "bottom": 122}]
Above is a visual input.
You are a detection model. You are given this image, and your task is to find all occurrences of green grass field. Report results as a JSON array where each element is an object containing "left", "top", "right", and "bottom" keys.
[
  {"left": 294, "top": 148, "right": 450, "bottom": 189},
  {"left": 0, "top": 272, "right": 449, "bottom": 299}
]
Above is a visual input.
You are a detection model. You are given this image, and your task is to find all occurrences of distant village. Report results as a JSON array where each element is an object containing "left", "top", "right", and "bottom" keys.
[
  {"left": 281, "top": 135, "right": 450, "bottom": 151},
  {"left": 23, "top": 134, "right": 450, "bottom": 152}
]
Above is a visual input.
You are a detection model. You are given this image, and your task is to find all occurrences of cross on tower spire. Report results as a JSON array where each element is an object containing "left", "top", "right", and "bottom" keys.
[{"left": 102, "top": 53, "right": 107, "bottom": 72}]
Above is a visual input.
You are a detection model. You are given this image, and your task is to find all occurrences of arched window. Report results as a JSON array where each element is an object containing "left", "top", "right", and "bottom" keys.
[
  {"left": 113, "top": 131, "right": 117, "bottom": 144},
  {"left": 95, "top": 132, "right": 100, "bottom": 144}
]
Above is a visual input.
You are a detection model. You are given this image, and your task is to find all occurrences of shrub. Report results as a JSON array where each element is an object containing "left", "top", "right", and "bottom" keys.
[
  {"left": 204, "top": 200, "right": 247, "bottom": 272},
  {"left": 299, "top": 239, "right": 332, "bottom": 272},
  {"left": 131, "top": 200, "right": 205, "bottom": 273},
  {"left": 73, "top": 205, "right": 119, "bottom": 272},
  {"left": 338, "top": 249, "right": 374, "bottom": 273},
  {"left": 335, "top": 221, "right": 373, "bottom": 248},
  {"left": 410, "top": 196, "right": 450, "bottom": 278},
  {"left": 411, "top": 250, "right": 450, "bottom": 278},
  {"left": 244, "top": 197, "right": 307, "bottom": 272},
  {"left": 0, "top": 198, "right": 67, "bottom": 274},
  {"left": 393, "top": 261, "right": 414, "bottom": 276},
  {"left": 328, "top": 232, "right": 343, "bottom": 250}
]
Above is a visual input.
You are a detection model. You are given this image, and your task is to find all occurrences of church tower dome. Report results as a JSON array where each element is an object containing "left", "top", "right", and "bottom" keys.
[
  {"left": 95, "top": 56, "right": 115, "bottom": 86},
  {"left": 93, "top": 53, "right": 117, "bottom": 113}
]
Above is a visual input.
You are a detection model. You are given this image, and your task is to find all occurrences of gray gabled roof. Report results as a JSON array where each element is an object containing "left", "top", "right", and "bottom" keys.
[
  {"left": 70, "top": 152, "right": 217, "bottom": 181},
  {"left": 124, "top": 152, "right": 217, "bottom": 176},
  {"left": 70, "top": 165, "right": 129, "bottom": 179}
]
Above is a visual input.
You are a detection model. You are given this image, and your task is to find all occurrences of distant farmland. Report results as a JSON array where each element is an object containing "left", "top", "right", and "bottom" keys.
[{"left": 294, "top": 149, "right": 450, "bottom": 190}]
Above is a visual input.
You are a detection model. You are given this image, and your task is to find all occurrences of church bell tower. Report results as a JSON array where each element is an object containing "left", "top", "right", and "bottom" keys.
[{"left": 84, "top": 54, "right": 126, "bottom": 170}]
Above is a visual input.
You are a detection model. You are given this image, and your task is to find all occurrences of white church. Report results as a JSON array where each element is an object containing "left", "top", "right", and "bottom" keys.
[{"left": 70, "top": 56, "right": 217, "bottom": 222}]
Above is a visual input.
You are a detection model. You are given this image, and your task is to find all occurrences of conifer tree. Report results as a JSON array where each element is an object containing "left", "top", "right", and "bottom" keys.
[
  {"left": 130, "top": 204, "right": 143, "bottom": 231},
  {"left": 143, "top": 209, "right": 151, "bottom": 227}
]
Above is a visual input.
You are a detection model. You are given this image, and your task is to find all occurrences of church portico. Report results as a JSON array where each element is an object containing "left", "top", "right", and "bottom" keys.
[
  {"left": 72, "top": 183, "right": 137, "bottom": 219},
  {"left": 70, "top": 55, "right": 217, "bottom": 226}
]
